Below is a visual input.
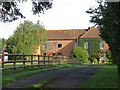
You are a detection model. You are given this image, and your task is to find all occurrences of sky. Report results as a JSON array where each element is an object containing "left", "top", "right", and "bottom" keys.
[{"left": 0, "top": 0, "right": 99, "bottom": 39}]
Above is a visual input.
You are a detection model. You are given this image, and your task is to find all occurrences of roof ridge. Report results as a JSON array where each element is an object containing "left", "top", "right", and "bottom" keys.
[{"left": 46, "top": 29, "right": 87, "bottom": 31}]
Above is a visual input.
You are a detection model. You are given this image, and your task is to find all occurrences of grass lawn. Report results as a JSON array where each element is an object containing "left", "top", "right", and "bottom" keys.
[
  {"left": 2, "top": 63, "right": 88, "bottom": 85},
  {"left": 78, "top": 63, "right": 118, "bottom": 88},
  {"left": 3, "top": 62, "right": 38, "bottom": 68}
]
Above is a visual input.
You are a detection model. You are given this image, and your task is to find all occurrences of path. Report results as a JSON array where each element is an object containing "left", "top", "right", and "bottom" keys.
[
  {"left": 2, "top": 64, "right": 102, "bottom": 89},
  {"left": 43, "top": 64, "right": 101, "bottom": 88}
]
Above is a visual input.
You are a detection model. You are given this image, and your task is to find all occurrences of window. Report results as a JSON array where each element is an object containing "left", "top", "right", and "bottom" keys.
[
  {"left": 75, "top": 43, "right": 79, "bottom": 46},
  {"left": 100, "top": 41, "right": 104, "bottom": 49},
  {"left": 85, "top": 42, "right": 88, "bottom": 49},
  {"left": 44, "top": 53, "right": 46, "bottom": 55},
  {"left": 58, "top": 44, "right": 62, "bottom": 48},
  {"left": 52, "top": 53, "right": 55, "bottom": 56},
  {"left": 58, "top": 53, "right": 62, "bottom": 56}
]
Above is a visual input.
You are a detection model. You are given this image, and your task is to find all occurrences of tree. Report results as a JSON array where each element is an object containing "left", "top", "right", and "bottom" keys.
[
  {"left": 0, "top": 38, "right": 6, "bottom": 50},
  {"left": 6, "top": 20, "right": 46, "bottom": 54},
  {"left": 70, "top": 46, "right": 89, "bottom": 63},
  {"left": 86, "top": 1, "right": 120, "bottom": 72},
  {"left": 0, "top": 0, "right": 53, "bottom": 22}
]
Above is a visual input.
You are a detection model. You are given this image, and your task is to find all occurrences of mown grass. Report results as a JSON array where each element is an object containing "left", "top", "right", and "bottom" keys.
[
  {"left": 78, "top": 63, "right": 118, "bottom": 88},
  {"left": 2, "top": 63, "right": 86, "bottom": 85},
  {"left": 4, "top": 62, "right": 38, "bottom": 68},
  {"left": 26, "top": 75, "right": 57, "bottom": 89}
]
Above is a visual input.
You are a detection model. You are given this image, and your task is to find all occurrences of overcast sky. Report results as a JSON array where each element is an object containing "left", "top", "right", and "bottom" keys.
[{"left": 0, "top": 0, "right": 99, "bottom": 39}]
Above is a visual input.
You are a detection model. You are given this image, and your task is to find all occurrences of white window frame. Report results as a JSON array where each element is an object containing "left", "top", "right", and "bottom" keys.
[
  {"left": 85, "top": 42, "right": 88, "bottom": 49},
  {"left": 100, "top": 41, "right": 104, "bottom": 49}
]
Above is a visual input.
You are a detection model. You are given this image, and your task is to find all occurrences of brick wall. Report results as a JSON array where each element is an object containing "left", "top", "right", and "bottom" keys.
[
  {"left": 42, "top": 40, "right": 76, "bottom": 56},
  {"left": 104, "top": 41, "right": 109, "bottom": 51}
]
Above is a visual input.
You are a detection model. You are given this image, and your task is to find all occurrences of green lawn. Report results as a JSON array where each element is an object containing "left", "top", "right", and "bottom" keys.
[
  {"left": 2, "top": 63, "right": 86, "bottom": 85},
  {"left": 78, "top": 63, "right": 118, "bottom": 88},
  {"left": 3, "top": 62, "right": 39, "bottom": 68}
]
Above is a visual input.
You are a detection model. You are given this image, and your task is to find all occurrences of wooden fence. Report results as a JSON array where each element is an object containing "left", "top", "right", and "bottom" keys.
[{"left": 0, "top": 54, "right": 80, "bottom": 71}]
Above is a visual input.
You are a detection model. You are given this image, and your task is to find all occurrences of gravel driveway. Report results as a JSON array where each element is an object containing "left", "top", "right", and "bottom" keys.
[{"left": 2, "top": 64, "right": 102, "bottom": 89}]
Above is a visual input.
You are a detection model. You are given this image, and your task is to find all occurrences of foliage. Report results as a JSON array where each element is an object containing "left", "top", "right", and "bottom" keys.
[
  {"left": 70, "top": 46, "right": 89, "bottom": 63},
  {"left": 106, "top": 49, "right": 112, "bottom": 62},
  {"left": 0, "top": 38, "right": 6, "bottom": 50},
  {"left": 86, "top": 1, "right": 120, "bottom": 67},
  {"left": 79, "top": 38, "right": 102, "bottom": 57},
  {"left": 6, "top": 20, "right": 46, "bottom": 55},
  {"left": 93, "top": 58, "right": 98, "bottom": 64},
  {"left": 0, "top": 1, "right": 53, "bottom": 22}
]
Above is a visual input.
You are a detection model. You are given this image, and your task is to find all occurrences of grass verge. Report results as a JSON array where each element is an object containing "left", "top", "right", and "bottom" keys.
[
  {"left": 2, "top": 63, "right": 86, "bottom": 85},
  {"left": 26, "top": 75, "right": 57, "bottom": 89},
  {"left": 78, "top": 63, "right": 118, "bottom": 88}
]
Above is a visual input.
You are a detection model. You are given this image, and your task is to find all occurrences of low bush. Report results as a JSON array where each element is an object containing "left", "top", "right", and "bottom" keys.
[
  {"left": 70, "top": 46, "right": 89, "bottom": 63},
  {"left": 93, "top": 58, "right": 98, "bottom": 64}
]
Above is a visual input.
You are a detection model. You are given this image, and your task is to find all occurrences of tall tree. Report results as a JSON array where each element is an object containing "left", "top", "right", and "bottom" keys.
[
  {"left": 6, "top": 20, "right": 46, "bottom": 54},
  {"left": 0, "top": 0, "right": 53, "bottom": 22},
  {"left": 86, "top": 1, "right": 120, "bottom": 72}
]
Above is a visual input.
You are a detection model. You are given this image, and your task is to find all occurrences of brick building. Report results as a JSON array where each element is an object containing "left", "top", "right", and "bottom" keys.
[{"left": 40, "top": 27, "right": 109, "bottom": 57}]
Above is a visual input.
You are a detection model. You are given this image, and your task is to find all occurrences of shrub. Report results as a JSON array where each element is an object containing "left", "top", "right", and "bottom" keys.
[
  {"left": 106, "top": 49, "right": 112, "bottom": 62},
  {"left": 93, "top": 58, "right": 98, "bottom": 64},
  {"left": 70, "top": 46, "right": 89, "bottom": 63}
]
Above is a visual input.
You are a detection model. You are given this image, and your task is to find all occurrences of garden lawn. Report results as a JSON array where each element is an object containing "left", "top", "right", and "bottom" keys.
[
  {"left": 78, "top": 63, "right": 118, "bottom": 88},
  {"left": 3, "top": 63, "right": 87, "bottom": 85}
]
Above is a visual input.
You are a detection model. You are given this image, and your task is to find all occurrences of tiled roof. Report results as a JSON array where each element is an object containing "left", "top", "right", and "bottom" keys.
[
  {"left": 80, "top": 27, "right": 101, "bottom": 38},
  {"left": 46, "top": 29, "right": 88, "bottom": 39},
  {"left": 46, "top": 27, "right": 101, "bottom": 40}
]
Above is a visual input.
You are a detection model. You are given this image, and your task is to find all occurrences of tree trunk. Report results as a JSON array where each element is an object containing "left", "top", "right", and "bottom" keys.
[
  {"left": 118, "top": 63, "right": 120, "bottom": 89},
  {"left": 118, "top": 64, "right": 120, "bottom": 73},
  {"left": 117, "top": 57, "right": 120, "bottom": 88}
]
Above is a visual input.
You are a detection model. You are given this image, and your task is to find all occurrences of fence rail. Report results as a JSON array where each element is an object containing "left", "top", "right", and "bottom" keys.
[{"left": 0, "top": 54, "right": 80, "bottom": 71}]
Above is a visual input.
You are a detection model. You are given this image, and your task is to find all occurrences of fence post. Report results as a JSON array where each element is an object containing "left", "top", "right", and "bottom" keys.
[
  {"left": 58, "top": 56, "right": 60, "bottom": 64},
  {"left": 52, "top": 56, "right": 54, "bottom": 65},
  {"left": 2, "top": 54, "right": 4, "bottom": 72},
  {"left": 63, "top": 56, "right": 64, "bottom": 64},
  {"left": 48, "top": 56, "right": 50, "bottom": 65},
  {"left": 55, "top": 56, "right": 59, "bottom": 65},
  {"left": 55, "top": 56, "right": 56, "bottom": 65},
  {"left": 43, "top": 56, "right": 45, "bottom": 66},
  {"left": 13, "top": 55, "right": 16, "bottom": 70},
  {"left": 38, "top": 54, "right": 40, "bottom": 67},
  {"left": 31, "top": 54, "right": 33, "bottom": 68},
  {"left": 59, "top": 57, "right": 62, "bottom": 64},
  {"left": 23, "top": 54, "right": 25, "bottom": 69}
]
